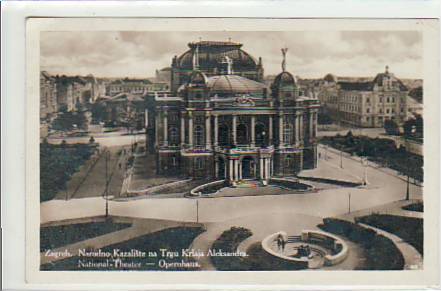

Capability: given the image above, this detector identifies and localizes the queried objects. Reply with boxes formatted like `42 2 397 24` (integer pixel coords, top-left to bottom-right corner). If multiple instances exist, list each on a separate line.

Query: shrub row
210 227 253 270
318 218 405 270
356 214 423 255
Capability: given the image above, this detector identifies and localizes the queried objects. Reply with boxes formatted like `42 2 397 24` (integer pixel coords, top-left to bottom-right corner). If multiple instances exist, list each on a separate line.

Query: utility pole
196 199 199 223
406 173 410 201
105 150 109 218
340 150 343 168
405 153 411 201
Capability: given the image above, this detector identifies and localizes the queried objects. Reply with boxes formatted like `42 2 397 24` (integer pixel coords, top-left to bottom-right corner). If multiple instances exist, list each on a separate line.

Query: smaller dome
207 75 267 96
324 73 337 83
272 71 296 89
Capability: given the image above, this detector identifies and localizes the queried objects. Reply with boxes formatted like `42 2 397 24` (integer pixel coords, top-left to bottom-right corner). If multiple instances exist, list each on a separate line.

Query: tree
384 119 400 135
403 118 416 137
415 115 423 138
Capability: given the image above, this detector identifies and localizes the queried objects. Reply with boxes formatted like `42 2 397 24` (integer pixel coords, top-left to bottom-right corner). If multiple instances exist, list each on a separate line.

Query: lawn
402 202 424 212
320 133 423 182
40 226 205 271
40 219 132 252
40 142 97 202
357 214 423 255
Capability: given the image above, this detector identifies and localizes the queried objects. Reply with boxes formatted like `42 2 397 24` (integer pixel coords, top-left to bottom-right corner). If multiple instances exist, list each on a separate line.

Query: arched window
237 124 248 145
283 123 293 145
255 123 267 146
169 127 179 145
195 158 204 170
218 124 230 146
194 125 205 146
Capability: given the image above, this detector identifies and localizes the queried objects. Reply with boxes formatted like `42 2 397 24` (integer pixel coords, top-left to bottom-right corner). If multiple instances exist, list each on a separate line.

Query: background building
317 67 410 127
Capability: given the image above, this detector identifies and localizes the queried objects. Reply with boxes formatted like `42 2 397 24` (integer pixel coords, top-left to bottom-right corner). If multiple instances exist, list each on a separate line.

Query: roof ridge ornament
281 47 288 72
385 65 389 74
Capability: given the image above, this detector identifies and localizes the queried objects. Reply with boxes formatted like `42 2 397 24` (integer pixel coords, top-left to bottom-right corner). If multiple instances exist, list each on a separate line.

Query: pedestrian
276 234 283 251
281 236 286 252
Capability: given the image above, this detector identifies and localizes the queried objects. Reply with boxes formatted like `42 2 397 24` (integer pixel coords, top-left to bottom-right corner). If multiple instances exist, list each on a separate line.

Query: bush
210 227 253 270
357 214 423 255
318 218 404 270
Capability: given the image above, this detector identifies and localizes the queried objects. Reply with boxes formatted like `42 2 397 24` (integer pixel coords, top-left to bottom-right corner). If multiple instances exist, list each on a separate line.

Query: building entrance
241 156 255 179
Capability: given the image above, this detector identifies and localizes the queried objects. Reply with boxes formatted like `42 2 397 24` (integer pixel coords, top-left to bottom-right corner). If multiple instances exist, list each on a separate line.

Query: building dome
324 73 338 83
207 75 267 96
273 71 296 88
177 41 259 71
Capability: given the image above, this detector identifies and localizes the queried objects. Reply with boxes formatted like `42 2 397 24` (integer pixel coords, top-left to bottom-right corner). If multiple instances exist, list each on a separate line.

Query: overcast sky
41 31 422 79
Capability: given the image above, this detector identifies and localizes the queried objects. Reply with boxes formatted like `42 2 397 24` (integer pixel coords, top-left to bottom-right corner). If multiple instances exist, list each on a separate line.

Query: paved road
48 131 145 147
54 146 129 199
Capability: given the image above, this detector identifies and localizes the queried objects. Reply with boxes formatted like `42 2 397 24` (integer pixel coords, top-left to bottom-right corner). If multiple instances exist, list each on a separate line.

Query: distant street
47 129 145 147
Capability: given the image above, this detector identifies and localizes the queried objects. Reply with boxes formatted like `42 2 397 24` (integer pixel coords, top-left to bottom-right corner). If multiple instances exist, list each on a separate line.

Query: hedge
318 218 404 270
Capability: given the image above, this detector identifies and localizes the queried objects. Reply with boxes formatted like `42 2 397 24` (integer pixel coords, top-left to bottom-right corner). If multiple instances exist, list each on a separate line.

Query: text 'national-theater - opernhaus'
145 40 320 184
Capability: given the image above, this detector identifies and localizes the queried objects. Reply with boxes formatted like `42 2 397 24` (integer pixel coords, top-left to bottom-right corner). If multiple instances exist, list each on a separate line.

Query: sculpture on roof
281 47 288 72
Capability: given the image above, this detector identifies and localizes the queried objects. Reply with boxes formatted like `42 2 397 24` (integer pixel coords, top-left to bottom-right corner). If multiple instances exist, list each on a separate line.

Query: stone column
251 116 256 147
214 159 219 178
294 114 299 145
232 115 237 145
180 113 185 145
269 116 273 145
188 112 193 146
155 113 160 147
163 111 168 146
299 114 303 141
205 112 211 148
235 159 239 181
259 158 264 180
239 160 243 180
271 158 274 176
279 114 284 147
266 158 271 180
229 159 233 182
214 115 219 146
309 111 314 139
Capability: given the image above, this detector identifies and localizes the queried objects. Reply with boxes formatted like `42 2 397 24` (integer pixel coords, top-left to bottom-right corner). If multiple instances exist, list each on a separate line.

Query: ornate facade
148 43 319 184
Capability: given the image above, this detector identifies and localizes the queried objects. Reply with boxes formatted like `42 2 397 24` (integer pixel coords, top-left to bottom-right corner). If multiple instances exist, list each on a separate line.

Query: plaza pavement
41 144 422 224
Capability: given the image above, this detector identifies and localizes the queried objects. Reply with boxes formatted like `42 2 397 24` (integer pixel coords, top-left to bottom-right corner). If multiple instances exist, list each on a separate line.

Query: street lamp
340 150 343 168
104 149 110 218
361 157 368 186
348 192 351 214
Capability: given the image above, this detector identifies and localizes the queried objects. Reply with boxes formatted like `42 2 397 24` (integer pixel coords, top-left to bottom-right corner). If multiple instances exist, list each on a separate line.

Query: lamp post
104 149 109 218
340 150 343 168
348 192 351 214
196 199 199 223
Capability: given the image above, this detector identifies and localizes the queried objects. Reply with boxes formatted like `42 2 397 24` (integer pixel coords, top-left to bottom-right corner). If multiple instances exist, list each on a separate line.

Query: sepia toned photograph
17 16 438 287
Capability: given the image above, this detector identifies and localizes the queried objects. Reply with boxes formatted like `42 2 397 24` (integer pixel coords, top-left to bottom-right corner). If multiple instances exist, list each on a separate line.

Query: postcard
24 17 439 287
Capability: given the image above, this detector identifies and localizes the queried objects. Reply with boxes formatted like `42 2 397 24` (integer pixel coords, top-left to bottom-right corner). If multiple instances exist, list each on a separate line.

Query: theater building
147 41 319 184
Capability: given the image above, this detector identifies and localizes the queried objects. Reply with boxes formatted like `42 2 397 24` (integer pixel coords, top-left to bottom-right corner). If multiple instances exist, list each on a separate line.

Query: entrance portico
215 146 274 185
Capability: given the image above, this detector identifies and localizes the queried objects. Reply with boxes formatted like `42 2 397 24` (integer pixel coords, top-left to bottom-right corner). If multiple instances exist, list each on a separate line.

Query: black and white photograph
3 14 437 288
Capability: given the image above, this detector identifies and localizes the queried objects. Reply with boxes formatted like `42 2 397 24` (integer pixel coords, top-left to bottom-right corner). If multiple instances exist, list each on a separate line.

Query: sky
40 31 422 79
